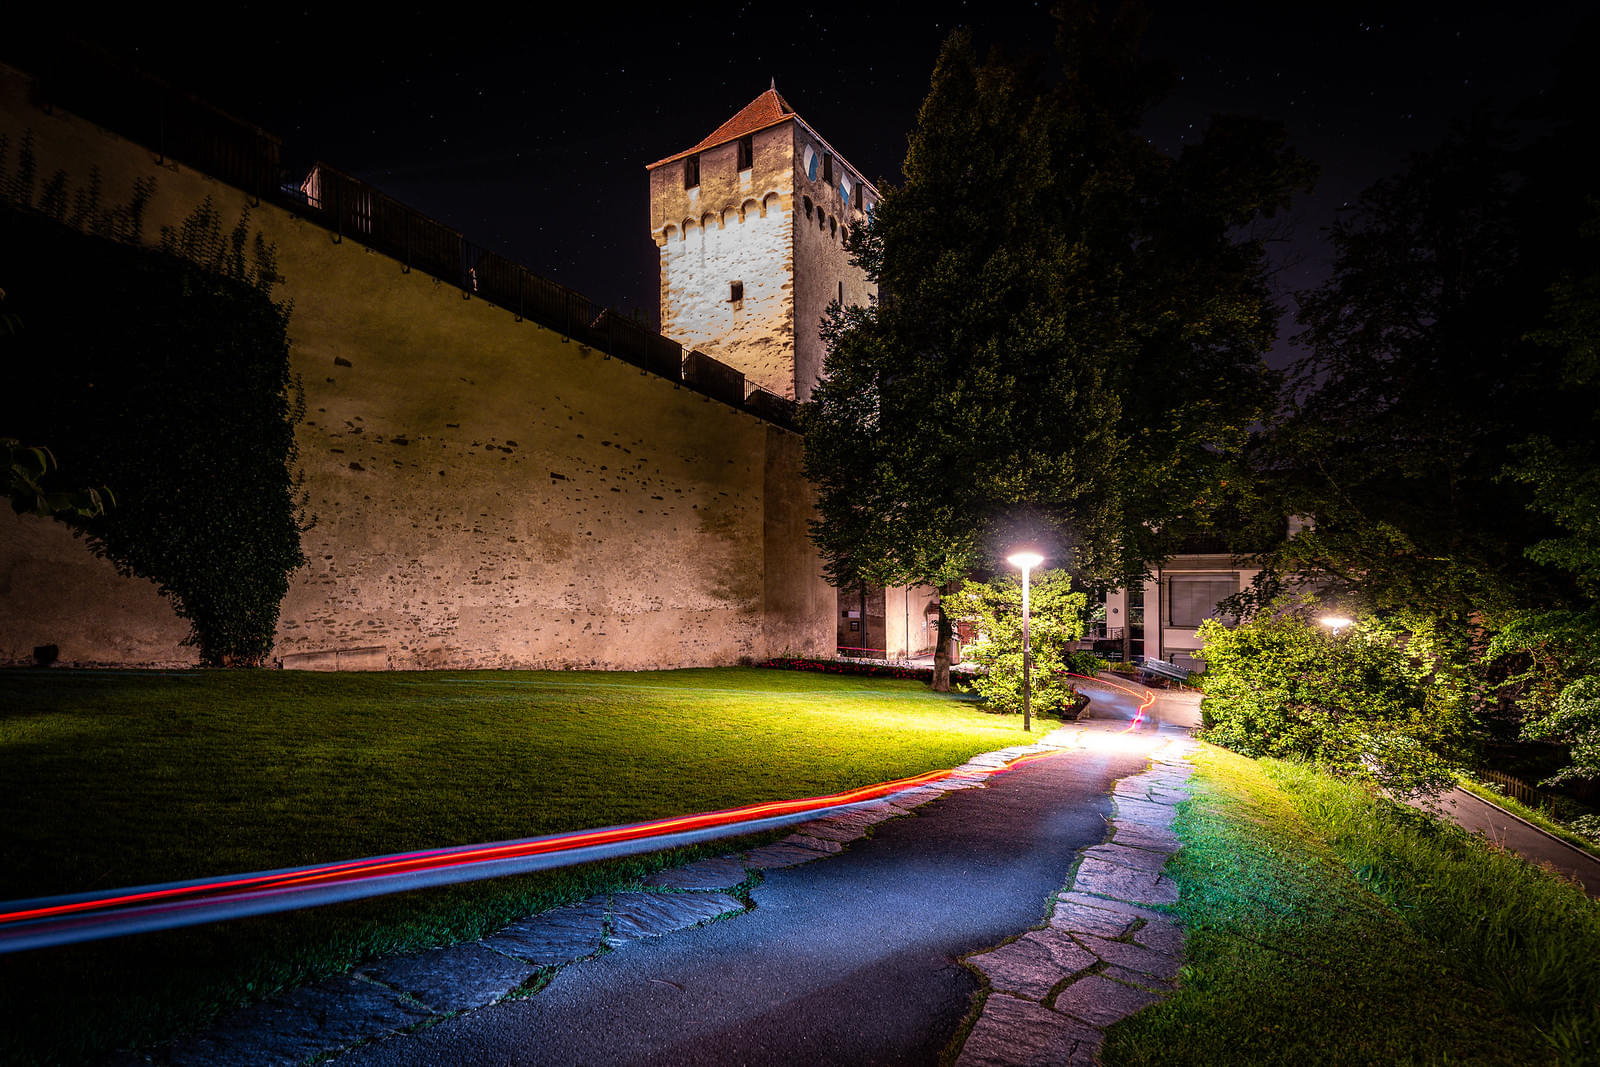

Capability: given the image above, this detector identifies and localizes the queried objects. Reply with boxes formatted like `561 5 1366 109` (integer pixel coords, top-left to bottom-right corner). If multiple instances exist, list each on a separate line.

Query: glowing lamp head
1007 551 1044 571
1318 615 1354 631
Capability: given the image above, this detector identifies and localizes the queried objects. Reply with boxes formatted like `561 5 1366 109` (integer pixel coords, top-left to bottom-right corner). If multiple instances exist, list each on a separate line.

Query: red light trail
0 747 1067 954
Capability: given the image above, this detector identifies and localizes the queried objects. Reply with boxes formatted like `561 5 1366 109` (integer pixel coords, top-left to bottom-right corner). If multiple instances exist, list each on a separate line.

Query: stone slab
1057 891 1172 923
644 855 749 890
605 891 744 945
1047 901 1136 939
742 842 830 868
1110 823 1181 853
1051 973 1163 1028
1076 933 1182 981
166 973 431 1067
793 819 868 843
478 900 608 966
1130 917 1185 957
781 833 843 853
965 928 1099 999
1082 842 1172 873
1072 858 1179 905
358 943 537 1014
1104 964 1178 992
954 993 1102 1067
1112 797 1179 827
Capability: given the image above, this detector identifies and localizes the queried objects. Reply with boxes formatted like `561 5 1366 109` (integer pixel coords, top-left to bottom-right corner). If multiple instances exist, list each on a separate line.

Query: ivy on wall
1 150 307 666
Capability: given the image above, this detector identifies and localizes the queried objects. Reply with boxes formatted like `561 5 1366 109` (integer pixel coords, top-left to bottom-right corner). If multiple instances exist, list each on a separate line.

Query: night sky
15 3 1593 367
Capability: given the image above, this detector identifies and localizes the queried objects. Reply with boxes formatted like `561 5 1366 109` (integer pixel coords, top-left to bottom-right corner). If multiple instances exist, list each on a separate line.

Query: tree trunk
932 584 954 692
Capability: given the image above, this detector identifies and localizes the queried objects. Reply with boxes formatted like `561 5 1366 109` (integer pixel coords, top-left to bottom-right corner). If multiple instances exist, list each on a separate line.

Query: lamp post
1007 550 1044 732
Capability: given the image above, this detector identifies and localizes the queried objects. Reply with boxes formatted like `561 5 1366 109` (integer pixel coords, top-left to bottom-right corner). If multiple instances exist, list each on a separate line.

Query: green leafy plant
942 569 1086 716
1197 603 1470 796
1 201 305 666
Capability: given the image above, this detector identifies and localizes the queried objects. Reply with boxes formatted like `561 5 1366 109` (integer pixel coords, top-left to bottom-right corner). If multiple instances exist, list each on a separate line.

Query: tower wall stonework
0 67 835 669
652 125 795 399
788 123 874 404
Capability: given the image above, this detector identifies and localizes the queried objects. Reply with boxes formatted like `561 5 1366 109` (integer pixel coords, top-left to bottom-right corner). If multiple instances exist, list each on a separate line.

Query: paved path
335 734 1161 1066
136 681 1196 1066
1423 787 1600 897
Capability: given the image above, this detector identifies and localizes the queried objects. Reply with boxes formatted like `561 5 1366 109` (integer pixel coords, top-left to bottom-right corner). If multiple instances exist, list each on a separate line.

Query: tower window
838 282 844 304
730 281 744 303
830 216 837 238
684 154 700 189
822 153 834 184
803 196 813 219
737 135 753 171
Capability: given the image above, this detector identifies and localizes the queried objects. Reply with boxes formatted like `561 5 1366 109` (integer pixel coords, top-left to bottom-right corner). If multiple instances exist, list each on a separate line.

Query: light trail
0 749 1064 954
1065 671 1158 730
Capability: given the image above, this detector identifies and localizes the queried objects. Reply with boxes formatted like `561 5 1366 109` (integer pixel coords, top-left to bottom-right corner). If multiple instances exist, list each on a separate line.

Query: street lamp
1318 615 1354 637
1007 550 1044 732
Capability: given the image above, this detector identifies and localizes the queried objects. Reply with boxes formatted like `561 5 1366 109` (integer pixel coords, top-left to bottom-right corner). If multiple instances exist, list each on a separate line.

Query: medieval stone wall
0 66 834 670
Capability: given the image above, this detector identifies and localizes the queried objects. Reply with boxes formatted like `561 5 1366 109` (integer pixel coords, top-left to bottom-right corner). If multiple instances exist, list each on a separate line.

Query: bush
942 570 1086 717
1197 607 1469 796
1062 650 1108 677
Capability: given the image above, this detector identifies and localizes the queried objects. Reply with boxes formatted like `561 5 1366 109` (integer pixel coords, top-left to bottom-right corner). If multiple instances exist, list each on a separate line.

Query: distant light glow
1318 615 1354 631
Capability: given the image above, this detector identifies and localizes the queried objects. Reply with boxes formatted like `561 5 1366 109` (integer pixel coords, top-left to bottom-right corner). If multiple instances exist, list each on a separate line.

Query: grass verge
0 666 1036 1064
1102 744 1599 1065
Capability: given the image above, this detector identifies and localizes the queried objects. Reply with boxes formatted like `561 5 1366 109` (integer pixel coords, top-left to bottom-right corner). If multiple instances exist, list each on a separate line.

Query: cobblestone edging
953 735 1195 1067
126 742 1064 1065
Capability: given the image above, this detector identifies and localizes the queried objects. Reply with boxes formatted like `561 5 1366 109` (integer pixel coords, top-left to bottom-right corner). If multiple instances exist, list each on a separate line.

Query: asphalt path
340 734 1151 1066
1425 787 1600 897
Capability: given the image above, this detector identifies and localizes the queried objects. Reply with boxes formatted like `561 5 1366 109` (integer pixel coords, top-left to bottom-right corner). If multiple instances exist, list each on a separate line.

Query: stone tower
647 87 878 403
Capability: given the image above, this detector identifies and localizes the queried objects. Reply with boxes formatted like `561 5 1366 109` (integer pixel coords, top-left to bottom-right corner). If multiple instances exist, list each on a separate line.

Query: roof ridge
647 87 798 170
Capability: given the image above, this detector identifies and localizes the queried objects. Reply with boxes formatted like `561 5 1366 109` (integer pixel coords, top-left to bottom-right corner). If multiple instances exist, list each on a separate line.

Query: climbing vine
1 143 306 666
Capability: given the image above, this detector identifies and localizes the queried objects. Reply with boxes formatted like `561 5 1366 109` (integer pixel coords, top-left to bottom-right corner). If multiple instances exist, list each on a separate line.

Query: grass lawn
0 666 1034 1064
1104 744 1600 1066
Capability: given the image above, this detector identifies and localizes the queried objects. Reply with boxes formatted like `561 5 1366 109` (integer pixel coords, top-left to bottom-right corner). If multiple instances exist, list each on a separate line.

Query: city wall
0 66 834 669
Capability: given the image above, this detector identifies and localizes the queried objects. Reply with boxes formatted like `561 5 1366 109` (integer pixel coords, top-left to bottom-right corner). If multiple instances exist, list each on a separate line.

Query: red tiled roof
647 88 797 169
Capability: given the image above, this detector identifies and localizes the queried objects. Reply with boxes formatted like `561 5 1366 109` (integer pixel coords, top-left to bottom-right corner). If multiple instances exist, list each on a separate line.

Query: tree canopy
802 2 1314 687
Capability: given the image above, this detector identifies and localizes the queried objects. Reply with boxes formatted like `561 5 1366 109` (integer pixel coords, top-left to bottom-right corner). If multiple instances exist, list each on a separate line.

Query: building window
1165 575 1238 629
684 154 700 189
829 216 837 238
737 135 753 171
823 152 834 184
730 280 744 304
838 281 843 303
803 195 813 219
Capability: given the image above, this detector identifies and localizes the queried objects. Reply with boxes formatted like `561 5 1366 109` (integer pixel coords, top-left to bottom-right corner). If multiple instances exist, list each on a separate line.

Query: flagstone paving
953 731 1195 1067
128 727 1191 1066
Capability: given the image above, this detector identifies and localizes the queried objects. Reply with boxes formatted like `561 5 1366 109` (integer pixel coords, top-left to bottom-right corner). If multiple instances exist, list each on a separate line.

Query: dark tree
803 2 1314 689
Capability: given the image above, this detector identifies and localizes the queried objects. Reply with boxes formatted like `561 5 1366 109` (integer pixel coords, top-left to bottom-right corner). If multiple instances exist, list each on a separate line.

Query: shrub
942 570 1086 717
1197 607 1469 796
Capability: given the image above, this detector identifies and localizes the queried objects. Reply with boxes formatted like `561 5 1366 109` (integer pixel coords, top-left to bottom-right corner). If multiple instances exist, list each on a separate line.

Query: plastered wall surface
0 69 834 669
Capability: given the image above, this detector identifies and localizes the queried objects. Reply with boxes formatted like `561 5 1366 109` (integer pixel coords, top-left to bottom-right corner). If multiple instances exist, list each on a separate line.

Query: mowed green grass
1104 745 1599 1066
0 666 1028 1063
